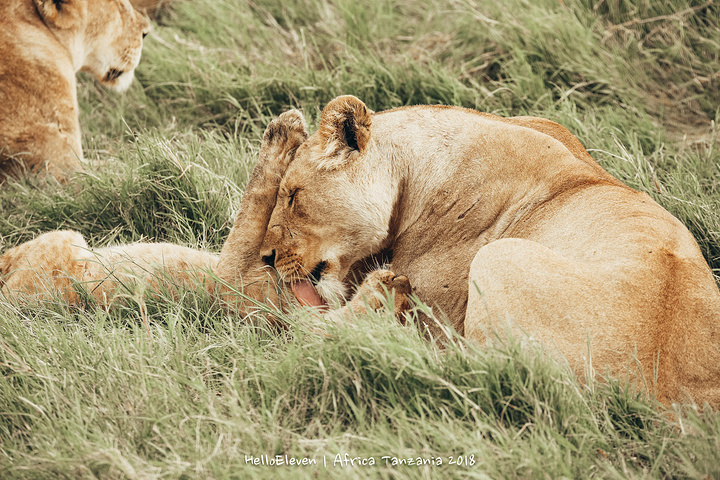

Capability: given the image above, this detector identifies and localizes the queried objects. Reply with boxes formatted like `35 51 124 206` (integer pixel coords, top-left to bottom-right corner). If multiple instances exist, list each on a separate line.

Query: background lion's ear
316 95 373 170
33 0 85 30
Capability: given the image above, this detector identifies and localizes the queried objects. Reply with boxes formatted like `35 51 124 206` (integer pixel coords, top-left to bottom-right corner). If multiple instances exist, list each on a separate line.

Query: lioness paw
258 109 309 180
264 110 308 146
350 269 412 318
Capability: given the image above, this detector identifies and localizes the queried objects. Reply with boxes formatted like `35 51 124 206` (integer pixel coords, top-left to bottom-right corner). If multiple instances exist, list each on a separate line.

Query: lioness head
33 0 151 91
260 96 396 306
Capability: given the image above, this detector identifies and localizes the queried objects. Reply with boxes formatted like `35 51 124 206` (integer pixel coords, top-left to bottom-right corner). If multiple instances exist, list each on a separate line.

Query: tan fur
260 95 720 406
333 270 411 319
129 0 169 17
0 230 218 305
0 110 409 322
213 110 310 313
0 0 150 182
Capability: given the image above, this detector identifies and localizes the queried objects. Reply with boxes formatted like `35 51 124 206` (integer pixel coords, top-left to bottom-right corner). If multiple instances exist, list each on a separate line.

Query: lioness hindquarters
465 186 720 405
465 237 639 378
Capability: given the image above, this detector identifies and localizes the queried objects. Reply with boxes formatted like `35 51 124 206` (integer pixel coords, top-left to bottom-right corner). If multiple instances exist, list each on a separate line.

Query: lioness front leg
214 110 308 312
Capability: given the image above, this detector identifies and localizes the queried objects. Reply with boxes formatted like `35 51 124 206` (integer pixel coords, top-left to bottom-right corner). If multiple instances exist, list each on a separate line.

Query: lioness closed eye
260 95 720 407
0 0 151 182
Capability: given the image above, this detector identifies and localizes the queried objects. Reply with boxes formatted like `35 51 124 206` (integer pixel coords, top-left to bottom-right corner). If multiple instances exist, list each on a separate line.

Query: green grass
1 0 720 477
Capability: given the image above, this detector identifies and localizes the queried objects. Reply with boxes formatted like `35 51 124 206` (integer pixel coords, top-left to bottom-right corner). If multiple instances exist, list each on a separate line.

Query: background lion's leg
0 233 221 307
90 243 220 303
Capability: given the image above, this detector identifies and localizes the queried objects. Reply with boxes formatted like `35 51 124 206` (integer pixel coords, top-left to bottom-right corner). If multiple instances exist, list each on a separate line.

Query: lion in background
0 0 151 182
0 231 219 305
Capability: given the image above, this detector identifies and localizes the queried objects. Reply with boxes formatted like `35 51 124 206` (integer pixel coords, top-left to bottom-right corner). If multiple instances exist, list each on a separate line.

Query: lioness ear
33 0 85 30
316 95 373 170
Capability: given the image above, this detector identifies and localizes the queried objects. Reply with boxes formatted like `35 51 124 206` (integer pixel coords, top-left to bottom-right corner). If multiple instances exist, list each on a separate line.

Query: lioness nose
261 249 276 268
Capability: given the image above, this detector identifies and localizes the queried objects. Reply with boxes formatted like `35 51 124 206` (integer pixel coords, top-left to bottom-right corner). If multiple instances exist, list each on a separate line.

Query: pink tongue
291 279 327 308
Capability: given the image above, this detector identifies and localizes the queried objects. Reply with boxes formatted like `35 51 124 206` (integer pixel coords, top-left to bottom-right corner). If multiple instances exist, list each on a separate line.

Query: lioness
0 110 410 320
0 0 151 182
0 110 304 307
259 95 720 406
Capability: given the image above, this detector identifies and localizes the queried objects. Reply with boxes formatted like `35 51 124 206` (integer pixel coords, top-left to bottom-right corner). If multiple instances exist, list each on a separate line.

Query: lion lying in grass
0 231 219 305
0 110 410 320
256 95 720 407
0 0 151 182
5 98 719 407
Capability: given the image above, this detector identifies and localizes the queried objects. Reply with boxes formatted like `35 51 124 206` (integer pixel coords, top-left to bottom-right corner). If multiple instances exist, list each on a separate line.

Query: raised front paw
351 269 412 318
257 109 309 183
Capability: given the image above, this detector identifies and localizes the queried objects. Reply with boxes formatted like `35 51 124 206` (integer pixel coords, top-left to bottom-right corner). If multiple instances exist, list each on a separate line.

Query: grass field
2 0 720 478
